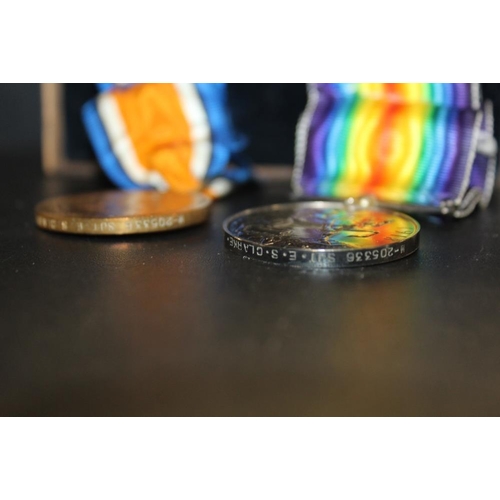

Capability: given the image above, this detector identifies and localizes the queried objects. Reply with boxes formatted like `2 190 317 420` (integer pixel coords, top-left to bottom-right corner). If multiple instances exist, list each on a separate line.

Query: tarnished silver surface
223 201 420 268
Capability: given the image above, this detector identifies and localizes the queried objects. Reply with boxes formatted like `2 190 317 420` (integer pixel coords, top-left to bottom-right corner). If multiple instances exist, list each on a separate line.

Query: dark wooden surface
1 154 500 416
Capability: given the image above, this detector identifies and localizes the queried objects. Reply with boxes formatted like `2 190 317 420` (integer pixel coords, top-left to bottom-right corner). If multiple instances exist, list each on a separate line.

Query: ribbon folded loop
293 83 497 217
82 83 251 199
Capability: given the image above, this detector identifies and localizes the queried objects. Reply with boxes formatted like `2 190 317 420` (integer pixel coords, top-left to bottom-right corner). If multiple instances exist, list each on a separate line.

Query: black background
0 84 41 155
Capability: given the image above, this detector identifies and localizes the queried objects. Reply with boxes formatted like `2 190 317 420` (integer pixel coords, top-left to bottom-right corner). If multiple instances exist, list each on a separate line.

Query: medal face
223 202 420 268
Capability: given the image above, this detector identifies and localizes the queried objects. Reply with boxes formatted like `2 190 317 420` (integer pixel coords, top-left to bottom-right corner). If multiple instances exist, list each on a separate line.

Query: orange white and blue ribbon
82 83 251 199
294 83 497 217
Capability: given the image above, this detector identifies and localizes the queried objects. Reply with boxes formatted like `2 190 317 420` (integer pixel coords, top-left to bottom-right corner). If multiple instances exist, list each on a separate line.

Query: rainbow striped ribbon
293 83 497 217
82 83 251 199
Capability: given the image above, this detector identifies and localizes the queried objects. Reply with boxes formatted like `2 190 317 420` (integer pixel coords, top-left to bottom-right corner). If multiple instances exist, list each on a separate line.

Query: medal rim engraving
223 201 420 268
35 190 212 235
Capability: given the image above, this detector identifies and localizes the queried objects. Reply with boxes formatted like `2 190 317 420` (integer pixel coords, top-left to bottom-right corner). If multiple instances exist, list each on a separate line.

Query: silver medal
223 201 420 268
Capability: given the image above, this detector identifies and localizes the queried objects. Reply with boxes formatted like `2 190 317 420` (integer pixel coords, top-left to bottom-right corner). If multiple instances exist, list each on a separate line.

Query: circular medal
223 202 420 268
35 190 212 235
